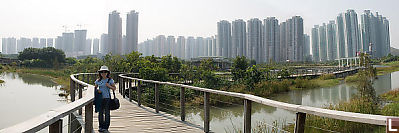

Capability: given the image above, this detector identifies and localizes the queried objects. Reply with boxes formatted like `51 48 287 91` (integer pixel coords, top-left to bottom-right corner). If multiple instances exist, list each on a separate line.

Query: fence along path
2 70 399 133
118 72 399 133
88 88 204 132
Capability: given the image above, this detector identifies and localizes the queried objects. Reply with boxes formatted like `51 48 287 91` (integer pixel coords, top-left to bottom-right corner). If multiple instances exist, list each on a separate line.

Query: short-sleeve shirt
94 78 115 99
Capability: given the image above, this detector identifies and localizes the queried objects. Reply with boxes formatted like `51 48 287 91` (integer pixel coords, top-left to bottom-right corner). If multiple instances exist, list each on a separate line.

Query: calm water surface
0 72 67 131
180 71 399 132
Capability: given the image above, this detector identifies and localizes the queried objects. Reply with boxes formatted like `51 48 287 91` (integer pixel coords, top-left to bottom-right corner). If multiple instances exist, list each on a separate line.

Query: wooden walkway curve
89 86 204 133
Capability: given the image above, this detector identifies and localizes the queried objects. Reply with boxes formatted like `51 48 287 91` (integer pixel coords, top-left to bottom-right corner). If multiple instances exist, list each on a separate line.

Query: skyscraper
318 23 327 62
55 36 63 50
100 34 108 54
361 10 390 58
86 39 92 55
206 37 213 56
32 38 40 49
264 17 280 62
336 14 346 59
108 10 122 55
177 36 185 58
74 30 87 56
62 33 74 57
186 36 195 59
6 38 17 54
166 36 175 56
126 10 139 54
232 19 246 58
312 25 320 62
47 38 54 48
39 38 46 48
93 38 100 55
338 10 361 57
281 16 304 62
247 18 263 63
217 20 231 58
326 21 337 61
303 34 311 61
2 38 7 54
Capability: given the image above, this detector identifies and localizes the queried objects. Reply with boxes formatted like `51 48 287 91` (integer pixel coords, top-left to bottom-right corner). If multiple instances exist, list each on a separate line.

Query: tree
231 56 249 82
18 47 66 68
245 65 263 90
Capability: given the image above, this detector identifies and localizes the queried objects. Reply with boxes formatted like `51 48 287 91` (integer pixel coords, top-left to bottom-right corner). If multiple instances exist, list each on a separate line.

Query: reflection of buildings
373 73 392 95
290 90 303 105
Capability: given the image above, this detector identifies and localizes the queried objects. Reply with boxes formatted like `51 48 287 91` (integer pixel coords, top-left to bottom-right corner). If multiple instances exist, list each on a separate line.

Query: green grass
377 61 399 75
11 67 71 92
291 76 341 90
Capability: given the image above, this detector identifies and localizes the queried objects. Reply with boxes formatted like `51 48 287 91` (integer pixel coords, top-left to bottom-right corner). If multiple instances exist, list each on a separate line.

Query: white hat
98 65 110 72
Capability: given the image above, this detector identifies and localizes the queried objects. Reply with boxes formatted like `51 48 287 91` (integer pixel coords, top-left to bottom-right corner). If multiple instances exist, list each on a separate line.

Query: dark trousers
99 98 110 129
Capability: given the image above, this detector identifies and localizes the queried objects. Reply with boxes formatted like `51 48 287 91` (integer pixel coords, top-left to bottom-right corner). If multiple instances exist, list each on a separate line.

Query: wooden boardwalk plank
85 86 204 133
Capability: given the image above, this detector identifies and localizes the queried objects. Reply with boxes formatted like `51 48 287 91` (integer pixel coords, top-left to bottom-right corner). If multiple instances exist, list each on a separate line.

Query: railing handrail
0 73 95 133
118 73 396 126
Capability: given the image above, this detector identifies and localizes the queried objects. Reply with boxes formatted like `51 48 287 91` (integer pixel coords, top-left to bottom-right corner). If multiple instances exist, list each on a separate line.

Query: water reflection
1 72 58 87
0 72 65 130
181 71 399 133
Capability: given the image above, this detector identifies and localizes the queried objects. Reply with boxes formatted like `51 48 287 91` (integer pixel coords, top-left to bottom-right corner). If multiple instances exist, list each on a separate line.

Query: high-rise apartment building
126 10 139 54
108 10 122 55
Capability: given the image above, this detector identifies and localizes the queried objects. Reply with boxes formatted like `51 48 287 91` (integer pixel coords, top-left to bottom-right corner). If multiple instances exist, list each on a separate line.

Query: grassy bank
376 61 399 75
290 74 341 90
2 66 71 94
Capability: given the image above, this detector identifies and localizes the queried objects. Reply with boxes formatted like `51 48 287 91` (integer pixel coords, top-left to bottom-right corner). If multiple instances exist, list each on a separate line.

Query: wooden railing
0 73 101 133
118 73 399 133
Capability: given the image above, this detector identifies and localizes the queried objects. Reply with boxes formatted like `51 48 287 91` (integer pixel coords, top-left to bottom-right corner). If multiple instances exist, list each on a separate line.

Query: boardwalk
90 87 204 133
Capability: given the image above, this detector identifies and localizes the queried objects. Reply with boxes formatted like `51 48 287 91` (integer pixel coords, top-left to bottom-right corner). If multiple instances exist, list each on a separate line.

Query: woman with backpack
94 66 116 132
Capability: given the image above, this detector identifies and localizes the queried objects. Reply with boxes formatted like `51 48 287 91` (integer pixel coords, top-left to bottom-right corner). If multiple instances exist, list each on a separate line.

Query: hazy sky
0 0 398 48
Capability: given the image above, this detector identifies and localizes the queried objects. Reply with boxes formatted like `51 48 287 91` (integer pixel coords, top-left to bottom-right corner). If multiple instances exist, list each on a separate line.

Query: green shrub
318 74 335 80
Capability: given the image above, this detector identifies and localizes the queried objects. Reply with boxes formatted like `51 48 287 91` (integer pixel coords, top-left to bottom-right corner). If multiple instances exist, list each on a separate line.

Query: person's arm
106 80 117 91
94 79 101 93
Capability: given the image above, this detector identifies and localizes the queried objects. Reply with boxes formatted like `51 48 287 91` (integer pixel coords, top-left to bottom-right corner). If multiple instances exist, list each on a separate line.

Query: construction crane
62 25 69 33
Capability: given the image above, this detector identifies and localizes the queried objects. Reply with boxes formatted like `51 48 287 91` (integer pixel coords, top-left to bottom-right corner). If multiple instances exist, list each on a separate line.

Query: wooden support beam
70 78 75 102
78 84 83 115
49 119 62 133
155 83 159 113
137 81 141 106
85 102 93 133
244 99 252 133
204 92 210 133
129 79 132 102
180 87 185 121
294 112 306 133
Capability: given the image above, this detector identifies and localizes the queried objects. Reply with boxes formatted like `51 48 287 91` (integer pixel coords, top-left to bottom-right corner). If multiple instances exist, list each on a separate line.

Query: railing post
122 78 125 98
119 77 122 94
86 74 90 84
129 79 132 102
49 119 62 133
70 78 75 102
204 92 210 133
155 83 159 113
244 99 252 133
180 87 185 121
294 112 306 133
137 81 141 106
78 84 83 115
69 78 75 133
85 102 93 133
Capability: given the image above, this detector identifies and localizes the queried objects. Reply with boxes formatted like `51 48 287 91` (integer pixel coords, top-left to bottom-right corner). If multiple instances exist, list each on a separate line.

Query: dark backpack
107 78 120 110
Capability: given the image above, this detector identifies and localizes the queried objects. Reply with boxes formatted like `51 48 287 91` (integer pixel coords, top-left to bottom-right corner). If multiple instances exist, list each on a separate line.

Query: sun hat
98 65 110 72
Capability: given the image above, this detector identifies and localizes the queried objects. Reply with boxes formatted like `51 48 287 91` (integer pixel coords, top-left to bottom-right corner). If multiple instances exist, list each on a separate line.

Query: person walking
94 66 116 132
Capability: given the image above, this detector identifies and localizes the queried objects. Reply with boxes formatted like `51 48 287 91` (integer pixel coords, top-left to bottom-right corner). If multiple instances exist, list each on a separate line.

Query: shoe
98 128 106 132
